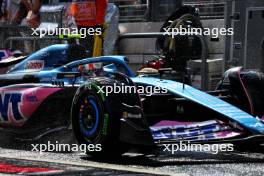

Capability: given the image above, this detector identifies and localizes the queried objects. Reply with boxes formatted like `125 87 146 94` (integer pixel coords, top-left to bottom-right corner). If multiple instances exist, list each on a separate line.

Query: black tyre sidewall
72 79 125 157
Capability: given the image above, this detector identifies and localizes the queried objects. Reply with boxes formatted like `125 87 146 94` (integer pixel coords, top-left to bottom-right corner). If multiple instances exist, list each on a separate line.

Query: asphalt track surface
0 143 263 176
0 129 263 176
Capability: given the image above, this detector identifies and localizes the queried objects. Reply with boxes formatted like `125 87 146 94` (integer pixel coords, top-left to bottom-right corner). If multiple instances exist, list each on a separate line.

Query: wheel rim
79 97 99 137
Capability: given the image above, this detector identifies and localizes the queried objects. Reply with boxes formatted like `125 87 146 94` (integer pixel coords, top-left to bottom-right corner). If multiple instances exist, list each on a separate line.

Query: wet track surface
0 145 263 176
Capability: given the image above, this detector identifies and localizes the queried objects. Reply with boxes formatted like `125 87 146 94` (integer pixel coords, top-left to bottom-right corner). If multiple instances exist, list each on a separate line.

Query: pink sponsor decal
0 86 61 126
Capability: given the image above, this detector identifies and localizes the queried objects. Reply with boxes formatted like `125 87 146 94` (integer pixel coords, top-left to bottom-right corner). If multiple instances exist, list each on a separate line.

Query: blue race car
0 44 263 157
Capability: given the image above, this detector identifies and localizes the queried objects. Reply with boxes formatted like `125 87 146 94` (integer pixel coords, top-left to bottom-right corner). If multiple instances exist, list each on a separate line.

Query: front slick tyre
72 78 127 159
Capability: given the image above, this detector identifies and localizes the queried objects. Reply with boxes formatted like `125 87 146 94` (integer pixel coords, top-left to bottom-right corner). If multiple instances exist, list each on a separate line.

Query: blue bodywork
132 77 264 134
6 44 264 136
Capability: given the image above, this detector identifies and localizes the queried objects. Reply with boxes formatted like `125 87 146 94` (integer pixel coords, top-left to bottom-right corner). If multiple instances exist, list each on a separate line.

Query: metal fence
184 0 225 19
108 0 149 22
0 3 64 54
109 0 225 22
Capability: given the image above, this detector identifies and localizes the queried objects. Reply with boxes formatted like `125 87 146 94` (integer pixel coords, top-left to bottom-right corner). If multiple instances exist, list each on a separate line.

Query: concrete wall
225 0 264 71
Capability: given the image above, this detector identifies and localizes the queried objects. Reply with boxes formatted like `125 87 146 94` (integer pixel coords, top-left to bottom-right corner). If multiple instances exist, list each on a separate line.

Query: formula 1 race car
0 44 263 157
